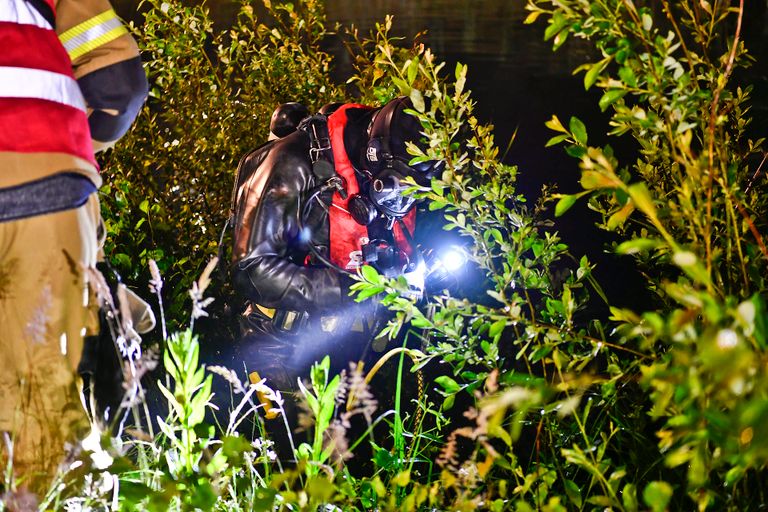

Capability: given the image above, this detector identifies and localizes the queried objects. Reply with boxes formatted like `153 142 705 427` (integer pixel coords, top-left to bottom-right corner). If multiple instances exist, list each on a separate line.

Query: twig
735 201 768 262
661 0 697 77
705 0 744 272
745 151 768 194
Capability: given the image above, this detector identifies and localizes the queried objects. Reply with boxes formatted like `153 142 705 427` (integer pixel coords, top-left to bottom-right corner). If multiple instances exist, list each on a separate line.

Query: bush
100 0 344 330
13 0 766 510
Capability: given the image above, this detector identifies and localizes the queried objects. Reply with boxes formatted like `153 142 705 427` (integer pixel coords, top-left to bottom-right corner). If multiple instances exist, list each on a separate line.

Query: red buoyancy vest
0 0 95 166
326 104 416 270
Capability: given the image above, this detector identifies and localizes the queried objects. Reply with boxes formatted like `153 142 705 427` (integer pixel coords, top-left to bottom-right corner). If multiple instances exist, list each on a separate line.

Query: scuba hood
356 96 444 221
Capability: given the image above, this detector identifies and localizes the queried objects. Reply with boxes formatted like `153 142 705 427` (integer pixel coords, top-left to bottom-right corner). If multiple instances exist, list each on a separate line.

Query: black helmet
269 102 309 139
347 97 444 224
363 96 443 182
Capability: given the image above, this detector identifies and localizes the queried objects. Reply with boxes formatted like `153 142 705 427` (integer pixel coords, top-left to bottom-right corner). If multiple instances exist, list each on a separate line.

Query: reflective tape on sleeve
0 66 87 113
59 9 128 61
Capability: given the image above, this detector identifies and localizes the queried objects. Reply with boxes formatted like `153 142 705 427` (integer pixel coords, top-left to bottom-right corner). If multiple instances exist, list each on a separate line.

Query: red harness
326 105 416 270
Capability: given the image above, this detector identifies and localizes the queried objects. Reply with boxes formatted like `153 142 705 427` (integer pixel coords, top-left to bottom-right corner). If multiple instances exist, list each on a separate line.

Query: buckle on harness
299 115 332 163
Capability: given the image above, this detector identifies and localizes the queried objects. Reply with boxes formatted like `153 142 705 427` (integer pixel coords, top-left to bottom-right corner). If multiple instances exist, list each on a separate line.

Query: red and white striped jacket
0 0 146 191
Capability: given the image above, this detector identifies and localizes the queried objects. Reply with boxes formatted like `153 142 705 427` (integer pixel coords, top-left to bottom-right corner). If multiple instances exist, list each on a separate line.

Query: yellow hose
346 347 425 412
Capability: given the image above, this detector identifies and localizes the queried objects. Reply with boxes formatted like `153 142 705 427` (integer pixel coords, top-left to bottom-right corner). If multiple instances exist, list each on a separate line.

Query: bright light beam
438 247 467 272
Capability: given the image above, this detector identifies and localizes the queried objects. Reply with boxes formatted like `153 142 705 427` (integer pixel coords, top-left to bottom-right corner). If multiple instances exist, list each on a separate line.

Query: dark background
113 0 768 309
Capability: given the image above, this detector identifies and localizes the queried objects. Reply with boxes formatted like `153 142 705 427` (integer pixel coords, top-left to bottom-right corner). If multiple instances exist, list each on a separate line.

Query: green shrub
100 0 344 329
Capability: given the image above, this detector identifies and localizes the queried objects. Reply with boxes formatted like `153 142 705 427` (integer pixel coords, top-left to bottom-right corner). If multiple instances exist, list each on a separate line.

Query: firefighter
0 0 148 493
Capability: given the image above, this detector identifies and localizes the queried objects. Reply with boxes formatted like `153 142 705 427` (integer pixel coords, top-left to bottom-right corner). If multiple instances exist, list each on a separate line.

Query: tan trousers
0 194 101 493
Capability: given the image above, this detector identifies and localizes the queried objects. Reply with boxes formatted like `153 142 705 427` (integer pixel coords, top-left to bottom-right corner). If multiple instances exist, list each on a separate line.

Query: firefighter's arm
56 0 148 152
232 147 354 312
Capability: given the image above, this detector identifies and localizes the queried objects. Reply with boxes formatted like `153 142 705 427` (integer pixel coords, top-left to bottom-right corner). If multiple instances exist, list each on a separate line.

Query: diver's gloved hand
425 269 460 296
423 246 468 296
401 265 425 301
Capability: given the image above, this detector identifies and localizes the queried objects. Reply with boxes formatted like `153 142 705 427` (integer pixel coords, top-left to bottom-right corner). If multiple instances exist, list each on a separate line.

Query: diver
227 97 446 440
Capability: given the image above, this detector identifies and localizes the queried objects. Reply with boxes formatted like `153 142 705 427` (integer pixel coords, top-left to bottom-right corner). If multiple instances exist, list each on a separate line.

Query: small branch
704 0 744 272
745 151 768 194
735 200 768 262
661 0 697 78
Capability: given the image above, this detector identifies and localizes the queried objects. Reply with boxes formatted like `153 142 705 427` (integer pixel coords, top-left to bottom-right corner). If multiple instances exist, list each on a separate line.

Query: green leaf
360 264 381 284
454 62 467 95
407 58 419 84
489 319 507 338
615 237 661 255
643 481 673 512
725 466 746 487
409 88 425 112
156 416 178 444
544 12 568 41
749 293 767 348
672 250 711 286
564 145 586 159
545 134 569 147
606 202 635 229
410 314 430 328
641 12 653 31
306 476 335 501
392 469 411 486
429 199 446 211
119 481 154 505
569 116 588 145
564 479 582 508
622 483 639 512
111 253 132 269
374 448 397 470
297 378 319 415
189 481 217 510
157 381 184 419
586 495 612 507
627 182 657 221
554 191 588 217
391 76 411 95
523 10 543 24
251 488 278 512
584 57 610 90
360 482 378 509
188 376 212 426
355 285 386 301
434 375 461 394
545 114 567 133
618 66 638 87
580 170 621 189
599 89 627 111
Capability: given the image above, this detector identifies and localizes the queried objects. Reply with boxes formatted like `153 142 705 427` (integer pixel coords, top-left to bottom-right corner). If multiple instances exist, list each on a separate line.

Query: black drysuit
229 110 380 394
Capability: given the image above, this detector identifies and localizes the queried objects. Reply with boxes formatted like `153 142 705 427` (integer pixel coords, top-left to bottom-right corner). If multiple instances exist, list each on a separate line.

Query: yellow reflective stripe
255 303 276 319
66 26 127 60
59 9 128 61
59 9 117 43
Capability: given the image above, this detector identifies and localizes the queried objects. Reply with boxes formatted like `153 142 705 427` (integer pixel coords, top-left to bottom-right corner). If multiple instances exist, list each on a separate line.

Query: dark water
323 0 768 308
113 0 768 308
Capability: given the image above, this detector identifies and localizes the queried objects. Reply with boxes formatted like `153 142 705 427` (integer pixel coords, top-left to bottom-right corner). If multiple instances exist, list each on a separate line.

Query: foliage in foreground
100 0 344 327
3 0 766 510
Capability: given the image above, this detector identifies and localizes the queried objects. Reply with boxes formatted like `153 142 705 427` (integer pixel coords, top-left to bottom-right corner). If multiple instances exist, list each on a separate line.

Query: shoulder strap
298 114 338 182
